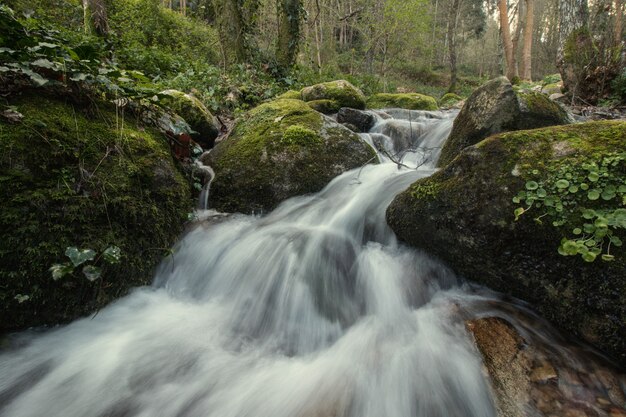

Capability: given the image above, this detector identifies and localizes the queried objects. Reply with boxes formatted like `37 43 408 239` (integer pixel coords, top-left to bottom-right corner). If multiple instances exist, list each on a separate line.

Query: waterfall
0 109 605 417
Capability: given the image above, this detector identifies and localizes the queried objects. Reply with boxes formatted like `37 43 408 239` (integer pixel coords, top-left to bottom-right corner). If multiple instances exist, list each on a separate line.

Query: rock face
301 80 366 110
438 77 571 166
207 99 376 213
160 89 219 148
0 95 192 331
366 93 438 111
467 317 626 417
387 121 626 366
336 107 375 133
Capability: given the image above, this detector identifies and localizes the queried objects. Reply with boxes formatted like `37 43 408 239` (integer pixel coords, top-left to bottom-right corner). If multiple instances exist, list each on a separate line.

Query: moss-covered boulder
387 121 626 367
366 93 438 111
438 77 571 167
0 95 192 331
439 93 463 109
306 99 341 115
207 99 376 213
276 90 303 100
301 80 366 110
160 89 219 148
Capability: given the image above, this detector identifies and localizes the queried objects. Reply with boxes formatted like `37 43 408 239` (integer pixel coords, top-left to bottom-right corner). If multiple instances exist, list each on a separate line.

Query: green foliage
611 68 626 104
514 152 626 262
50 245 121 282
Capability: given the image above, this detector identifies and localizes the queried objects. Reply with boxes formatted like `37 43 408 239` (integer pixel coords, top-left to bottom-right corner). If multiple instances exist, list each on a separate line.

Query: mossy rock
366 93 438 111
207 99 376 213
541 83 563 95
160 89 219 148
276 90 303 100
439 93 463 108
387 121 626 367
0 94 192 332
439 77 571 167
301 80 366 110
306 99 341 114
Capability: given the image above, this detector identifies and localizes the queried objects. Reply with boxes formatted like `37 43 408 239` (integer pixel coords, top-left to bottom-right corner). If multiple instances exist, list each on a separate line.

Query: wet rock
336 108 375 133
207 99 376 214
388 121 626 367
159 89 220 148
438 77 571 166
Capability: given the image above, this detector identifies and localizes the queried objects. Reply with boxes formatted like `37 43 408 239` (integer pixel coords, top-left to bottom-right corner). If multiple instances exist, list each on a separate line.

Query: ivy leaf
70 73 88 81
102 246 121 264
525 181 539 190
65 247 96 267
82 265 102 281
587 190 600 200
49 263 74 280
14 294 30 303
30 58 55 69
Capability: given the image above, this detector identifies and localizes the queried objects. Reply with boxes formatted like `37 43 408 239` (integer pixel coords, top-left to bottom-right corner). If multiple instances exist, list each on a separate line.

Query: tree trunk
448 0 462 92
616 0 623 48
276 0 303 68
83 0 109 37
498 0 516 80
214 0 258 64
557 0 589 99
520 0 534 80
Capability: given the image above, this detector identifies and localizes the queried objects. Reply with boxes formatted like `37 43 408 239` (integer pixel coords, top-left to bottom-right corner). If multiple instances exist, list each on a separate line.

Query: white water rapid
0 109 606 417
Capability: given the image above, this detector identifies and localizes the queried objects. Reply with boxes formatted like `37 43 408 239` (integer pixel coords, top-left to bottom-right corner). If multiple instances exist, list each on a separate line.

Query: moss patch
366 93 438 111
439 93 463 108
306 99 341 114
301 80 366 110
0 94 192 331
276 89 303 100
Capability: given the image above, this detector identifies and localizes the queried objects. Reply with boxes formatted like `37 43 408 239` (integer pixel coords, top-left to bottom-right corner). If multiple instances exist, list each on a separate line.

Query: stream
0 109 623 417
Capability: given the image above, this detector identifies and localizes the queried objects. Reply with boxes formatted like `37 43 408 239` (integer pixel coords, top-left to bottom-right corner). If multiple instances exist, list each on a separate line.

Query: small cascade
0 108 621 417
195 155 216 210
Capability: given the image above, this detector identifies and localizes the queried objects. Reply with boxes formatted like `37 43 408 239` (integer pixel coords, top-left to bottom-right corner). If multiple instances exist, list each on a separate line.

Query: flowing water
0 110 619 417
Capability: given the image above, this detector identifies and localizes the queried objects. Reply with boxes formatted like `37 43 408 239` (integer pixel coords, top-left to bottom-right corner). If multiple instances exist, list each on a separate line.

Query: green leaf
573 228 582 235
536 188 547 198
14 294 30 303
525 181 539 190
587 190 600 200
582 252 597 262
65 247 96 267
49 263 74 280
514 207 525 220
556 179 570 189
70 73 88 81
588 172 600 182
580 183 589 190
582 209 596 219
601 254 615 261
82 265 102 281
31 58 56 69
103 246 121 264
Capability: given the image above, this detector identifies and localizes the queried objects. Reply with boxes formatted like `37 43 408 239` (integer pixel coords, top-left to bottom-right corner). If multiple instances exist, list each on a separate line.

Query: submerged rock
366 93 438 111
388 121 626 366
0 95 192 331
438 77 571 166
336 107 375 133
467 316 626 417
301 80 366 110
207 99 376 213
160 89 219 148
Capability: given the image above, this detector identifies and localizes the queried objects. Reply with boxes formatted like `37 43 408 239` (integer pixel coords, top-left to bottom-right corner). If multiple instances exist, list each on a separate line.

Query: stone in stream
301 80 367 110
366 92 438 111
467 317 626 417
438 76 572 166
336 107 375 133
387 121 626 367
205 99 377 214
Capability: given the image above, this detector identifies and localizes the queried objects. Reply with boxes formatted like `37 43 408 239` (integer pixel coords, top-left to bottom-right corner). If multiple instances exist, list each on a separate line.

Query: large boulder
438 77 571 166
0 95 192 331
336 107 375 133
301 80 366 110
160 89 220 148
387 121 626 366
206 99 376 213
366 93 438 111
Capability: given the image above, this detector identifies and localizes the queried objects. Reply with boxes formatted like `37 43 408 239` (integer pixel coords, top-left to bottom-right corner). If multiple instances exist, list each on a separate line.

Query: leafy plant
50 245 121 282
513 152 626 262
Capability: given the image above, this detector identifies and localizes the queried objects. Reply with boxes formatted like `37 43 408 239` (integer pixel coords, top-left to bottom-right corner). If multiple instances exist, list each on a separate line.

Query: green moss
517 92 566 118
366 93 438 111
410 182 441 200
276 90 303 100
301 80 366 110
306 99 341 114
282 125 323 147
0 94 192 331
439 93 463 108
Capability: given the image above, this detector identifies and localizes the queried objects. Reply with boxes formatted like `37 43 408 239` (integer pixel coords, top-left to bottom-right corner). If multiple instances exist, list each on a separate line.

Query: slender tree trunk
214 0 259 64
498 0 516 80
520 0 534 80
83 0 109 37
276 0 303 68
511 2 523 79
557 0 589 98
615 0 623 47
447 0 461 92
